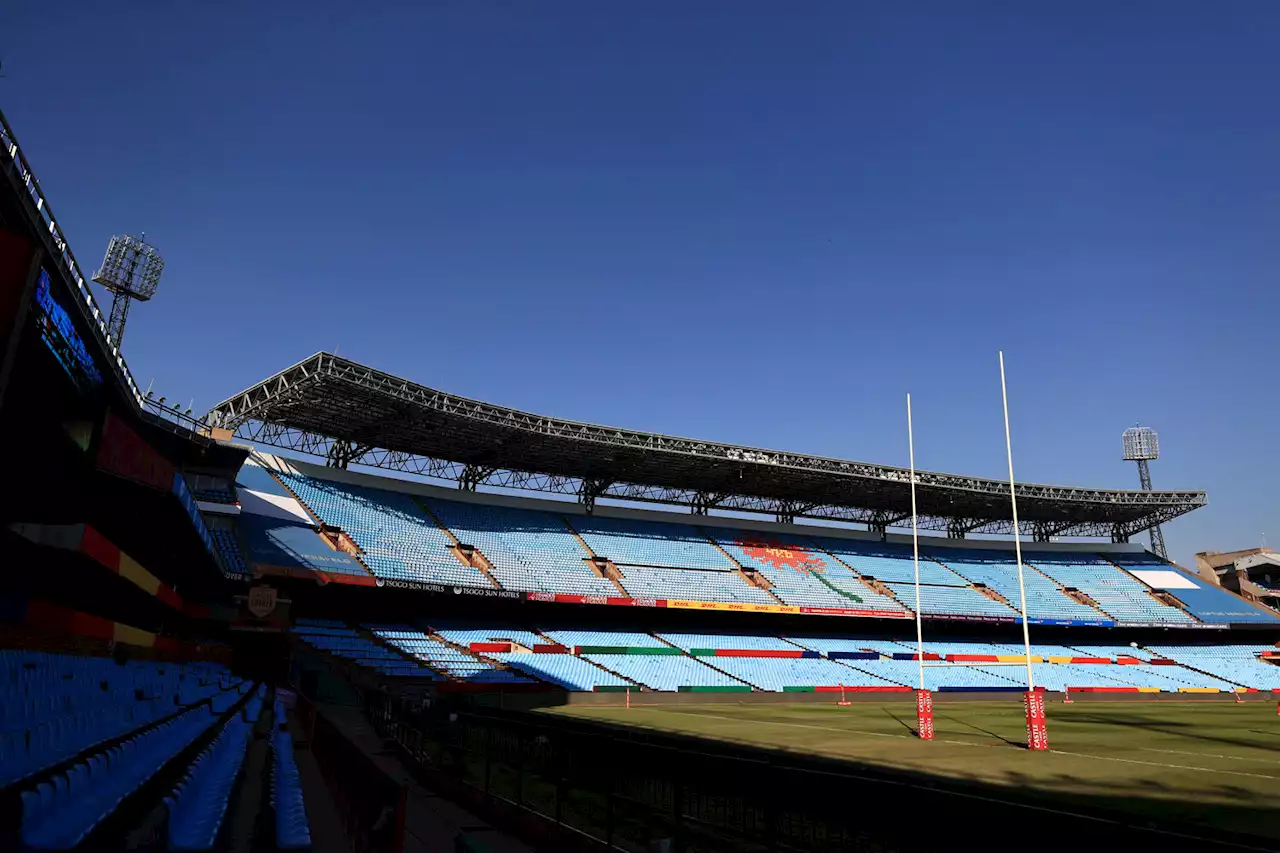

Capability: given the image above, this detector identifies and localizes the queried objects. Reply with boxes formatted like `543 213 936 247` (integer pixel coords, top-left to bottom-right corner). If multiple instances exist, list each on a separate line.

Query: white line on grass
1139 747 1280 766
1050 749 1280 780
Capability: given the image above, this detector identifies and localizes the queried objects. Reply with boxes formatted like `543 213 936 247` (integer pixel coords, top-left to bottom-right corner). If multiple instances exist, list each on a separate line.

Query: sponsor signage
376 578 521 598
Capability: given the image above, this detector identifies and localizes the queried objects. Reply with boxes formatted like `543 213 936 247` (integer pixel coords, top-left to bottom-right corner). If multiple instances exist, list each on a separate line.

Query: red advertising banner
1024 690 1049 751
916 690 935 741
96 410 176 491
525 591 663 607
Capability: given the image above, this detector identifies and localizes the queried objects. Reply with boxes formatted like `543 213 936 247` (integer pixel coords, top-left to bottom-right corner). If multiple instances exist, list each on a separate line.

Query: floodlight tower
92 234 164 347
1122 426 1167 558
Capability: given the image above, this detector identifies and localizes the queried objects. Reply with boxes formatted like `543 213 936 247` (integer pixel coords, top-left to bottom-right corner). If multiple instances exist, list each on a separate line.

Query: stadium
2 91 1279 853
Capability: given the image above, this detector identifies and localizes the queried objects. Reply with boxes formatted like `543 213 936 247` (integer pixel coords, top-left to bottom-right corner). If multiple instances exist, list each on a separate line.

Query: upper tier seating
712 531 908 613
810 540 965 585
424 499 617 596
571 516 732 569
929 551 1108 623
293 624 435 679
883 583 1017 619
1146 645 1280 690
616 565 775 604
277 473 485 588
265 468 1274 625
372 629 534 683
1113 556 1278 624
1028 559 1197 624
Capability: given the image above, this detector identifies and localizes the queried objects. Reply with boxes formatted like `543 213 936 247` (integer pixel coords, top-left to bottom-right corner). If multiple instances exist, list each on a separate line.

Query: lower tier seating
271 724 311 851
18 680 251 850
292 621 1275 693
293 623 435 679
163 687 265 851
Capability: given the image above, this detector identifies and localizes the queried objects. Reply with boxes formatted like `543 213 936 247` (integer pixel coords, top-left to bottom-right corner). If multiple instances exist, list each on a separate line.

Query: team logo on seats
737 535 825 574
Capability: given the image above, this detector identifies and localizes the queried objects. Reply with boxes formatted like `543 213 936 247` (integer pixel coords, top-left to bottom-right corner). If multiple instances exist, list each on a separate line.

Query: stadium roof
207 352 1206 541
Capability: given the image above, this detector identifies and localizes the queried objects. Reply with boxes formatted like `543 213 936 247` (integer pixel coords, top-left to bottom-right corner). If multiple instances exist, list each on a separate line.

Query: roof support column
458 464 494 491
579 479 611 514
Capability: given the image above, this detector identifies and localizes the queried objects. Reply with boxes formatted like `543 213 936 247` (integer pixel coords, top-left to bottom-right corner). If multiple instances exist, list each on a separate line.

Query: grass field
542 698 1280 842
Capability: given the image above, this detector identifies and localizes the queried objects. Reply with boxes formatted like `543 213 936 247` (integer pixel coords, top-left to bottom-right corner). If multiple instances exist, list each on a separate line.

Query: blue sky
5 2 1278 566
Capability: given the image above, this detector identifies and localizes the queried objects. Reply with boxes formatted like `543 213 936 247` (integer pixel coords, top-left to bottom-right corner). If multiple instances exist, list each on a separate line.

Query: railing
0 109 145 407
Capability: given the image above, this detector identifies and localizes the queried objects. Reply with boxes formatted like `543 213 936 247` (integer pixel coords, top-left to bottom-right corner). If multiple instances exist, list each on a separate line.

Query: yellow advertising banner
664 599 799 615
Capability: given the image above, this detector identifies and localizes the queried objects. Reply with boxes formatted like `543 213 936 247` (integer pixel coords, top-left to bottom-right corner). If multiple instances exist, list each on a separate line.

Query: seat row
19 694 238 850
271 469 1273 626
163 687 265 851
271 721 311 851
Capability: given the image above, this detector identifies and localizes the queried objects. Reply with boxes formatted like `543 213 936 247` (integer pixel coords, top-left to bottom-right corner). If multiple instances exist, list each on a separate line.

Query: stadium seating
657 633 800 652
211 527 250 578
815 545 964 586
424 499 618 596
488 652 631 690
13 665 251 851
929 550 1109 623
616 565 776 604
293 622 435 678
582 655 746 690
571 516 733 569
1146 645 1280 690
163 688 263 851
372 628 534 683
262 468 1279 626
0 652 241 790
277 473 486 588
540 630 670 649
712 530 909 612
883 583 1017 619
1112 557 1278 624
708 657 900 691
271 726 311 851
1028 559 1197 625
432 626 545 649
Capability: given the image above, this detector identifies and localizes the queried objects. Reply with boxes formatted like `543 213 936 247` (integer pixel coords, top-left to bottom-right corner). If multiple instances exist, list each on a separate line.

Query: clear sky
5 2 1278 566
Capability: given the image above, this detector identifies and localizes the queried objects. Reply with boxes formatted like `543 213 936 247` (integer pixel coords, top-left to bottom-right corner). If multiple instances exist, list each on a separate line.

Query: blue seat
271 731 311 851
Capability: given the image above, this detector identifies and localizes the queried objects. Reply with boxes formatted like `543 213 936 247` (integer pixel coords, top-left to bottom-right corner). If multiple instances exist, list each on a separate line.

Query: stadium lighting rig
1123 426 1167 559
92 233 165 347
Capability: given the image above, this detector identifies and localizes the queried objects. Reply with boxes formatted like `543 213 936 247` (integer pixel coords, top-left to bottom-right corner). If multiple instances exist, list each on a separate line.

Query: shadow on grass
514 707 1280 853
937 712 1024 748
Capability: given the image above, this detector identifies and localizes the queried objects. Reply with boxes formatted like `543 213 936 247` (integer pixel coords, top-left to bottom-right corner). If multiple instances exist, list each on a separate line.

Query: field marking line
1050 749 1280 780
1139 747 1280 765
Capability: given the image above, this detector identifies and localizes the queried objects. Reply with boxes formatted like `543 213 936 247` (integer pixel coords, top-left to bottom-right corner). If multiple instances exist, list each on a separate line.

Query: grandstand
1 99 1278 853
